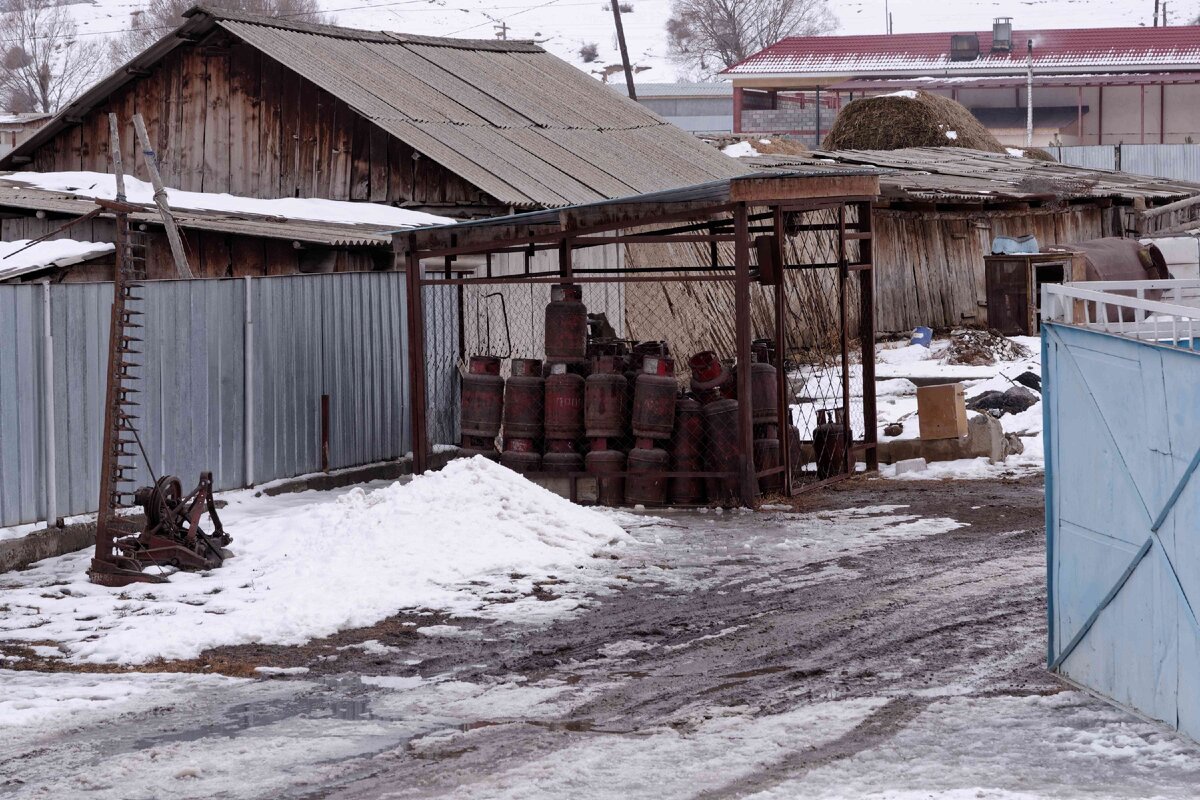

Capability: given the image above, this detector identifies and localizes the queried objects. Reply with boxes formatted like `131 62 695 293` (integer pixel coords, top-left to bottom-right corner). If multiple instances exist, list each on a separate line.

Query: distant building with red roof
722 19 1200 149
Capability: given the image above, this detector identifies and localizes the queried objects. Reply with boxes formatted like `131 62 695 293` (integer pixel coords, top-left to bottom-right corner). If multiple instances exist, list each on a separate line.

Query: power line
0 0 597 46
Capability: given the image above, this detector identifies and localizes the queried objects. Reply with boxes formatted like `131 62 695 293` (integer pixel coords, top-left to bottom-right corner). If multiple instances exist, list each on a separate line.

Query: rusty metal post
837 205 852 476
772 206 793 495
857 201 879 472
403 234 430 475
321 394 331 472
734 204 758 506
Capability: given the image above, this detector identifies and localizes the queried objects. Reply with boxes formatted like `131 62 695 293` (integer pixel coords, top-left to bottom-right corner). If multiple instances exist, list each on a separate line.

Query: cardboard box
917 383 969 441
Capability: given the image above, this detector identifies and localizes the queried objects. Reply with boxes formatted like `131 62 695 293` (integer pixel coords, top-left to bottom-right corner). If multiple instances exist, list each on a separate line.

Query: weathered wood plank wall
27 34 493 213
872 204 1112 332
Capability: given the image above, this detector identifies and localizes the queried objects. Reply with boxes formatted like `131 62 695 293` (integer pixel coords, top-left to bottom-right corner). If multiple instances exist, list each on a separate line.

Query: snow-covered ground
0 457 631 665
10 0 1165 94
874 335 1044 479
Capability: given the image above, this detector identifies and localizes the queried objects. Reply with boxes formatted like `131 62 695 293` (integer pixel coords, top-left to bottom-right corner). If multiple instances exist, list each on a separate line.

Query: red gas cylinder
813 408 848 480
632 356 677 441
461 355 505 439
585 447 625 507
500 437 541 474
752 339 777 367
626 447 669 506
669 395 705 505
543 450 584 473
749 352 778 425
754 437 783 493
544 363 584 441
503 358 544 441
702 397 741 505
688 351 731 401
585 355 628 439
545 284 588 364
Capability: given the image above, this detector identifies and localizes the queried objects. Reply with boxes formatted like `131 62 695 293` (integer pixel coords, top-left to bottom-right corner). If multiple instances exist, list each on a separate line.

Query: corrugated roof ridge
189 5 543 51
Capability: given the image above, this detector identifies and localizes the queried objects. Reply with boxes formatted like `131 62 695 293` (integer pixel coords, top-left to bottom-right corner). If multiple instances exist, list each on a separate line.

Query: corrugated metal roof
726 26 1200 78
743 148 1200 204
0 6 747 209
0 184 393 247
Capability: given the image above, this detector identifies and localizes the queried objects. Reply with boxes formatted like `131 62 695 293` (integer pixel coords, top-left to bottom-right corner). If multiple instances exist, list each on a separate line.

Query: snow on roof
725 26 1200 77
1 172 454 229
0 239 115 281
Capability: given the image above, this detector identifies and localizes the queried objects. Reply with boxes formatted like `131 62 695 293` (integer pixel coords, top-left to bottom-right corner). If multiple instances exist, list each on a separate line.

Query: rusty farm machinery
86 113 232 587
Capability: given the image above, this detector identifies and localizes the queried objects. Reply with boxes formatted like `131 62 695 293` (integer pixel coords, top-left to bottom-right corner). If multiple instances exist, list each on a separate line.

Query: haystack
822 90 1005 153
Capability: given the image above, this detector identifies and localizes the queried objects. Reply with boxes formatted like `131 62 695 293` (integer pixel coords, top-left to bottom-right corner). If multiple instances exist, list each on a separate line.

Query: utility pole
610 1 636 101
1162 2 1168 25
494 20 508 40
1026 40 1034 148
1154 0 1160 25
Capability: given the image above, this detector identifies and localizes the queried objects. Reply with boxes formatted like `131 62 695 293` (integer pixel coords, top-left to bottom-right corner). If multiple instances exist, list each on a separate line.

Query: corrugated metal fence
0 273 457 528
1053 144 1200 182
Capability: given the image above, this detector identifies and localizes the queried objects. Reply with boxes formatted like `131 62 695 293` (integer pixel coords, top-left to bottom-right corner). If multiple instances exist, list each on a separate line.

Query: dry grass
822 90 1006 154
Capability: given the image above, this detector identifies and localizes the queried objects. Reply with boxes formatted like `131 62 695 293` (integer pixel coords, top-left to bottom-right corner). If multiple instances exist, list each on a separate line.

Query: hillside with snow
30 0 1172 88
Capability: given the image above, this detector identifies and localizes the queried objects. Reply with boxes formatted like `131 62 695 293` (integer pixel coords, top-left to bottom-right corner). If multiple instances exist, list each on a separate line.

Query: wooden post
837 205 852 476
772 206 793 495
734 204 758 506
403 234 430 475
857 201 878 472
611 0 637 101
108 114 126 203
131 113 193 279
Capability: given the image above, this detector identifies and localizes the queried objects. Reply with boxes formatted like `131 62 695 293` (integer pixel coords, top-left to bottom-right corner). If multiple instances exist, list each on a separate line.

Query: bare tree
0 0 103 113
109 0 331 66
667 0 836 79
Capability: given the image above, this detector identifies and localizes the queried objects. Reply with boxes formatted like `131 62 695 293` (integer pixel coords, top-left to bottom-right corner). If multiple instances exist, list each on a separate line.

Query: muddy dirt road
6 476 1200 799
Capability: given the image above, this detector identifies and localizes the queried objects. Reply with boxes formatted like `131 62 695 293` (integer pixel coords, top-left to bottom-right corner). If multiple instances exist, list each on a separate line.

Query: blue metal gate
1045 320 1200 740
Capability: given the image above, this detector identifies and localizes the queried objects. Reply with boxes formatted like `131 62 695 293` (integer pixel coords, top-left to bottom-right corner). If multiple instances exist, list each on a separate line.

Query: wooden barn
743 148 1200 333
0 5 746 281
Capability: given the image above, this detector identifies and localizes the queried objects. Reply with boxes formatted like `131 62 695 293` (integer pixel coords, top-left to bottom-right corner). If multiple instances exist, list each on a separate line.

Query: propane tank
669 394 705 505
631 356 677 441
503 358 544 441
585 355 628 439
585 446 625 507
500 437 541 474
542 450 584 473
545 284 588 364
754 436 783 494
751 339 777 367
461 355 504 439
544 363 584 441
702 397 740 505
749 351 778 425
626 446 669 506
813 407 848 479
688 350 731 402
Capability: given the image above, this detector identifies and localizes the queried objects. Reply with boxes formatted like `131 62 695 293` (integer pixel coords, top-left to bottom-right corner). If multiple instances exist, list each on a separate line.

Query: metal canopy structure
397 170 882 507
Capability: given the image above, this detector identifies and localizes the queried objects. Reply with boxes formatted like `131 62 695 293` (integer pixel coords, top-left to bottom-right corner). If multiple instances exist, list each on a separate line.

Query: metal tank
502 358 544 441
544 364 584 441
584 355 628 439
631 356 677 441
545 283 588 364
626 446 669 506
669 394 706 504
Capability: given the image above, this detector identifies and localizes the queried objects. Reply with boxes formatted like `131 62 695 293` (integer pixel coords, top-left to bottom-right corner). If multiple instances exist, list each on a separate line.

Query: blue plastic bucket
910 326 933 347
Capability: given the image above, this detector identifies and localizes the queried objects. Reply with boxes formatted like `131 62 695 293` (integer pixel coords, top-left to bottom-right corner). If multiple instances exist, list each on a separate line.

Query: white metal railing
1042 280 1200 351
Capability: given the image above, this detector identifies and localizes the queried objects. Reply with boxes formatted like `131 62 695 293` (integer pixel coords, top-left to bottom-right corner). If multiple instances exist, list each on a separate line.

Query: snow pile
1006 147 1027 158
3 172 453 229
722 140 762 157
945 130 959 140
942 328 1032 366
880 90 919 99
0 457 629 664
0 239 114 280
